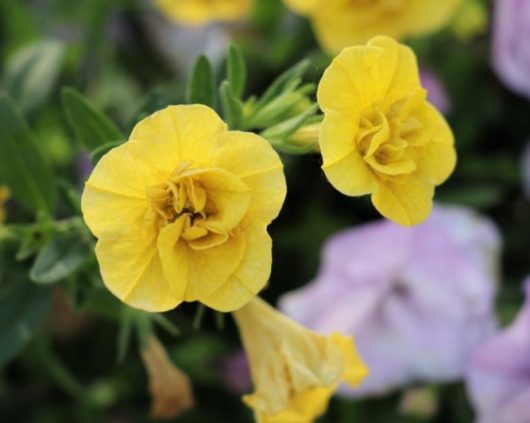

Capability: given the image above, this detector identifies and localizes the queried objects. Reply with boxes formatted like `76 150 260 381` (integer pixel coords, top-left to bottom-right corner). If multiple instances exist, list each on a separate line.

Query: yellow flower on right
284 0 462 53
317 36 456 226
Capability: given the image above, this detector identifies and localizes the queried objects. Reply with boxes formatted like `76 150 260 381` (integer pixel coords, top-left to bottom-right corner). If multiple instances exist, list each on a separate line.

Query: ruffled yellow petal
157 216 189 299
129 105 227 173
95 230 180 312
212 131 286 223
412 103 456 185
202 224 272 312
372 177 434 227
183 233 246 301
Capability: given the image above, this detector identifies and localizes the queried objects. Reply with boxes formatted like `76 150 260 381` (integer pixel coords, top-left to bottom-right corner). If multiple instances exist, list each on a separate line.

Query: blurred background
1 0 530 422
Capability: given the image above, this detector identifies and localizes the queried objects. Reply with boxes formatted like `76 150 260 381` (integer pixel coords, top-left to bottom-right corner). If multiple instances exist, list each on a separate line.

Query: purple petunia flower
492 0 530 99
466 278 530 423
279 205 501 397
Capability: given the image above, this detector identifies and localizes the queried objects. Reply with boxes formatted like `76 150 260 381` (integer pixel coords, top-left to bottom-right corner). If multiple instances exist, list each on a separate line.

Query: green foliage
227 44 247 98
61 87 124 151
30 231 93 285
3 39 64 113
0 255 52 366
0 95 56 214
220 80 244 129
187 55 217 108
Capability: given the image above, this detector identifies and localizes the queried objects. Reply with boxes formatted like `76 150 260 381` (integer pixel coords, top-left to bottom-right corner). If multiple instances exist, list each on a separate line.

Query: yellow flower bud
289 122 321 152
233 297 368 422
141 336 194 419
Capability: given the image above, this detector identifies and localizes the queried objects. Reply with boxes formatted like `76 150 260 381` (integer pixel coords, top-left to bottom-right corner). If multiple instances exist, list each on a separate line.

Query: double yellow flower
82 105 286 312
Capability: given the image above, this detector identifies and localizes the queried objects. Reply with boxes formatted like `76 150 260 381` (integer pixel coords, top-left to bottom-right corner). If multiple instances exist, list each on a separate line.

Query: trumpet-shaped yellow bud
82 105 286 312
141 336 194 419
289 123 321 152
284 0 462 53
233 297 368 422
317 36 456 226
155 0 252 26
0 186 11 223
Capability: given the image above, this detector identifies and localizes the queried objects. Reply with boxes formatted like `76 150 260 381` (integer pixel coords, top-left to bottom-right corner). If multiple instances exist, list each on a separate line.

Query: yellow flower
317 36 456 226
284 0 462 53
155 0 252 26
233 297 368 423
450 0 487 41
82 105 286 312
141 336 194 419
0 186 11 223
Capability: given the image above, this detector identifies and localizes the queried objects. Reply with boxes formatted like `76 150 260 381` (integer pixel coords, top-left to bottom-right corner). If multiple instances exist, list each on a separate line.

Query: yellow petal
129 105 227 173
330 333 369 387
202 224 272 312
412 104 456 185
318 37 420 113
183 233 247 302
372 177 434 226
402 0 463 37
157 216 189 299
95 230 180 312
82 142 158 238
180 167 251 234
212 131 287 223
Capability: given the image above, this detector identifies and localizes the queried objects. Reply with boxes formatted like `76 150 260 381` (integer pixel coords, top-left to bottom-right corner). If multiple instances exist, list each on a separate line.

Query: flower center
357 90 427 178
147 162 211 227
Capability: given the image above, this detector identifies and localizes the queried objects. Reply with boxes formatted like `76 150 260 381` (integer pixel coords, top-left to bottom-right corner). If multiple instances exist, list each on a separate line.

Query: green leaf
187 55 216 108
0 94 56 214
254 59 310 111
3 39 64 113
226 45 246 98
62 87 124 151
219 81 243 130
260 105 320 153
0 257 52 366
30 231 92 285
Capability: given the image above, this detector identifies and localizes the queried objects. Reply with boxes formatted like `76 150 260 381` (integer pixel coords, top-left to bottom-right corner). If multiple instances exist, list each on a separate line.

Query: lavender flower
492 0 530 99
280 205 500 397
466 278 530 423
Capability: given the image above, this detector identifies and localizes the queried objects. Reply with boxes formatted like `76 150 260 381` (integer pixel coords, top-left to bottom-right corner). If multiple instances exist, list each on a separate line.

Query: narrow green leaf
62 87 124 151
30 231 92 285
227 44 246 98
254 59 310 111
0 94 56 214
260 104 320 153
0 258 52 366
4 39 64 112
187 55 216 108
219 80 243 130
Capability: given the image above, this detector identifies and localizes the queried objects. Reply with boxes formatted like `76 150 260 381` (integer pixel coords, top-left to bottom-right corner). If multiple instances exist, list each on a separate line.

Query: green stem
34 336 86 402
